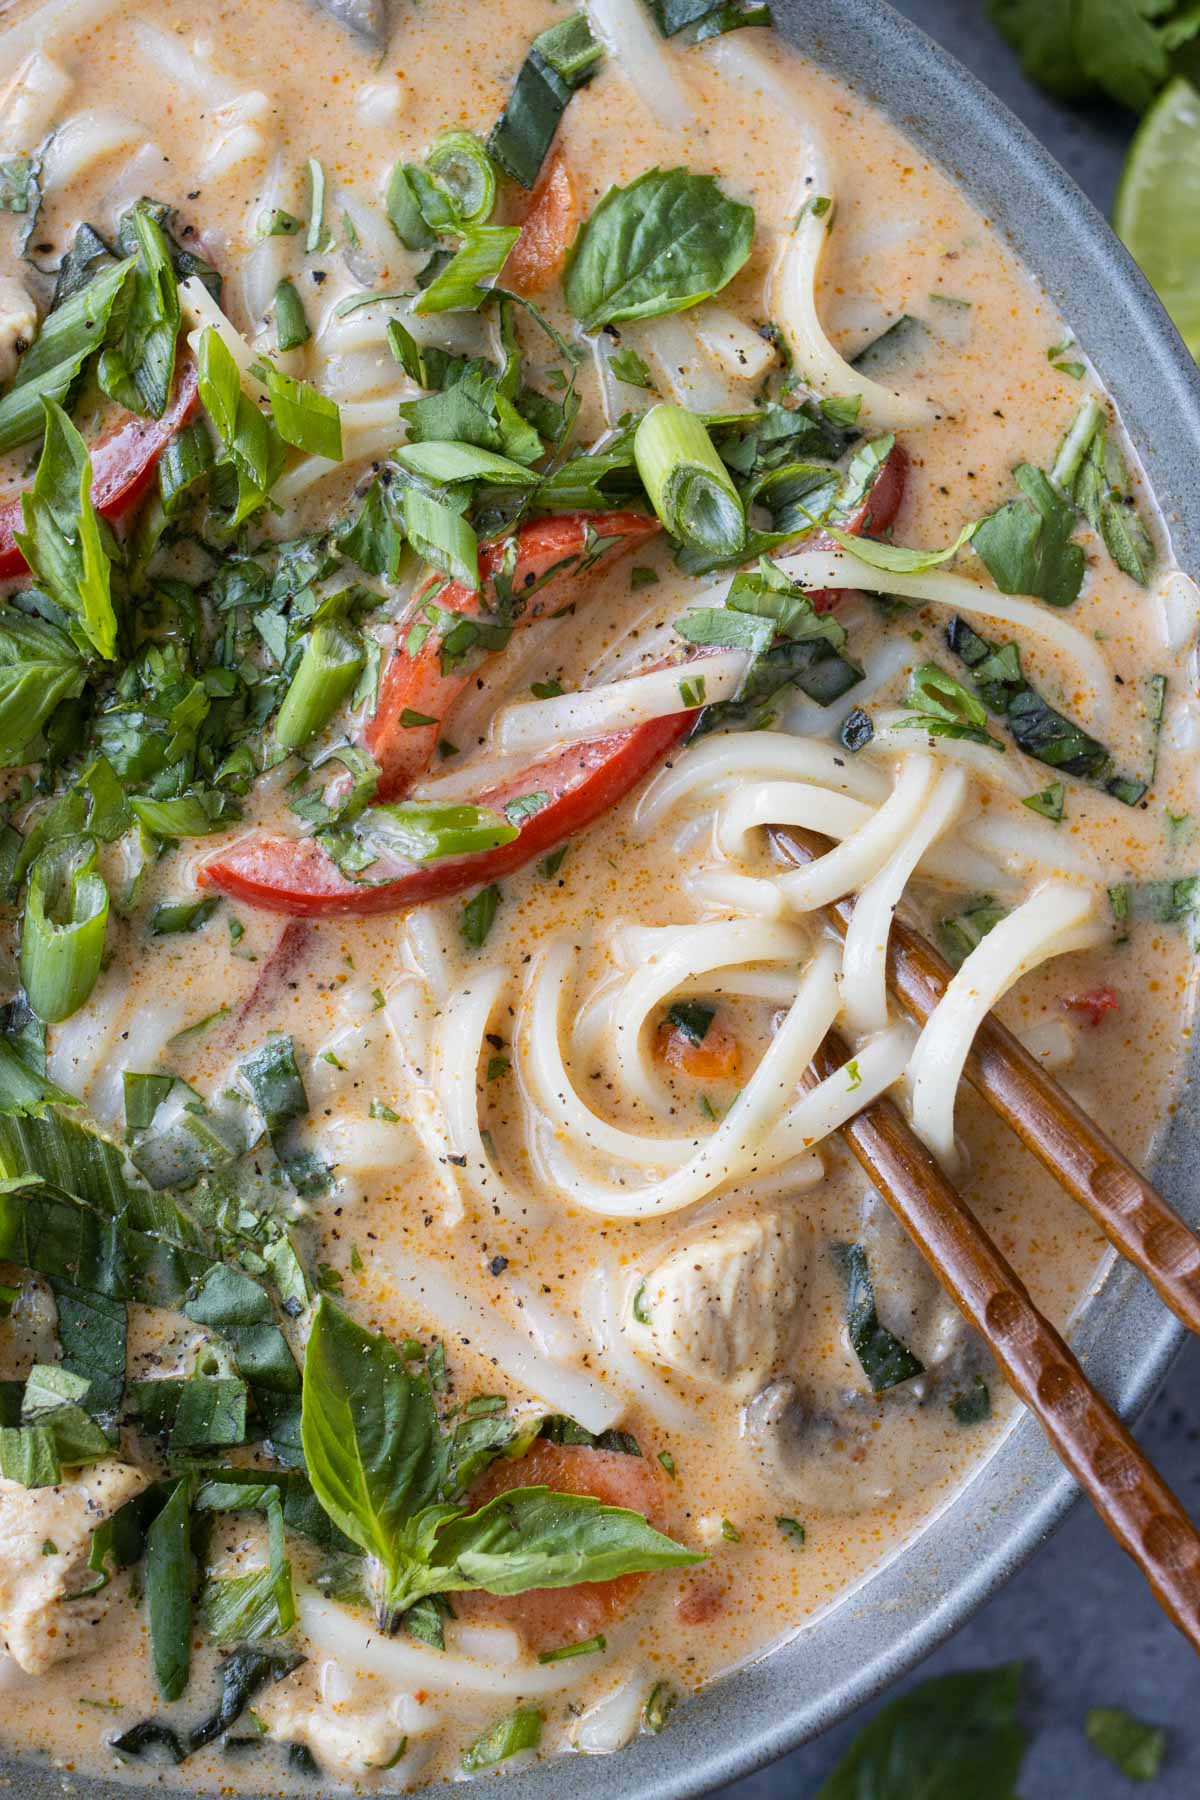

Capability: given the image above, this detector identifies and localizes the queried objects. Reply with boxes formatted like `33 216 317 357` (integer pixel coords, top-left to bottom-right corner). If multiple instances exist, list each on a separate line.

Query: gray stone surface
716 5 1200 1795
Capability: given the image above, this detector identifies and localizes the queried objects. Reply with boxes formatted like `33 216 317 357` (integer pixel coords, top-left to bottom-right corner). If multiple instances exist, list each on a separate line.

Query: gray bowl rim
10 1 1200 1797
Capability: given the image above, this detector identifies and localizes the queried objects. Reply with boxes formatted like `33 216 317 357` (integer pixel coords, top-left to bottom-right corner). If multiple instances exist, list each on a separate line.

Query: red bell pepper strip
364 510 660 801
809 441 909 614
0 358 200 580
199 711 692 919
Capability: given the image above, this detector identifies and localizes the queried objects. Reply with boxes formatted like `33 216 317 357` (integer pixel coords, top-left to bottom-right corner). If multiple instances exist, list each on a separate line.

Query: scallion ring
424 131 498 227
634 403 746 559
20 837 109 1024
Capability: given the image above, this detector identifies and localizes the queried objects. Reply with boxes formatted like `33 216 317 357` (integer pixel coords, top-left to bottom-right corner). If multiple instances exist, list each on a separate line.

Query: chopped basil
537 1633 607 1663
273 278 311 351
1053 397 1155 586
776 1516 806 1545
951 1377 992 1426
840 706 874 752
842 1243 925 1392
1022 782 1065 822
972 463 1085 607
644 1682 677 1734
462 881 502 949
938 896 1008 969
665 1000 715 1044
488 14 603 189
899 662 1002 748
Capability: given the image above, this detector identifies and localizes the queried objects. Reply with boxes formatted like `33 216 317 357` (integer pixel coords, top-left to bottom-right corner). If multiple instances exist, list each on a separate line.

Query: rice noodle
380 1250 625 1433
490 653 749 758
431 966 547 1225
777 754 937 913
520 940 843 1216
40 110 145 192
180 277 271 403
608 919 811 1108
0 53 72 152
628 313 745 414
634 730 889 834
129 19 241 106
583 0 694 130
775 210 938 430
298 1595 589 1696
778 548 1116 728
908 882 1104 1163
1 0 124 62
840 766 967 1034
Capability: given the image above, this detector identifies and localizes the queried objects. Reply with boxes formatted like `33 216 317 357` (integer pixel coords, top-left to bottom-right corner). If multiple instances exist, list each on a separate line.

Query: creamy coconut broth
0 0 1195 1789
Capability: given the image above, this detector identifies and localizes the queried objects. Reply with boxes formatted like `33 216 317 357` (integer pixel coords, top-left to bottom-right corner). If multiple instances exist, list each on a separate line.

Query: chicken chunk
0 276 37 389
256 1667 418 1778
0 1459 149 1673
627 1210 809 1392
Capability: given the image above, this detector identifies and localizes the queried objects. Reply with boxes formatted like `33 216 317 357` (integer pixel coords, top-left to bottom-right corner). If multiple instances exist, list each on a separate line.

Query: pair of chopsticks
771 825 1200 1654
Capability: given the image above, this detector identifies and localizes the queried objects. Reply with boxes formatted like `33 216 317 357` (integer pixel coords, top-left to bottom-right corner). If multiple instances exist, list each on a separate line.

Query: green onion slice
275 623 366 753
634 403 746 558
20 838 109 1025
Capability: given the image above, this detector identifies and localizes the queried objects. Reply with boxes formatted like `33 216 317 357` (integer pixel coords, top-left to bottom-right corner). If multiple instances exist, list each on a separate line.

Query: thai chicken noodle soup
0 0 1193 1787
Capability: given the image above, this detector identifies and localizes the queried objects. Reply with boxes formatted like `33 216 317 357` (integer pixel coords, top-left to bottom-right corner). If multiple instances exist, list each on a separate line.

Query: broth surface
0 0 1195 1791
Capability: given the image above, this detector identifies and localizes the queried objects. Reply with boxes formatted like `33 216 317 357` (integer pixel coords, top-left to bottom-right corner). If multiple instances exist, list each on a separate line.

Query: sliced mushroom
312 0 391 50
743 1378 899 1514
625 1209 810 1394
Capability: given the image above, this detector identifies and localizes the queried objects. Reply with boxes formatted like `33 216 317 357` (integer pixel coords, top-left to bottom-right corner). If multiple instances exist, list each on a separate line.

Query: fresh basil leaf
237 1036 308 1141
399 367 543 466
300 1297 443 1618
185 1646 304 1754
1085 1706 1166 1782
972 464 1084 606
461 880 502 948
425 1484 701 1594
15 399 119 660
146 1477 194 1701
843 1243 924 1392
565 167 755 331
986 0 1171 112
816 1664 1027 1798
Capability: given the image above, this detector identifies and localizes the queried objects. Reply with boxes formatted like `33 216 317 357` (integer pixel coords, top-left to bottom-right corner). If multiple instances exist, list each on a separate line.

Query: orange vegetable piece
454 1442 669 1651
504 152 579 296
656 1012 741 1082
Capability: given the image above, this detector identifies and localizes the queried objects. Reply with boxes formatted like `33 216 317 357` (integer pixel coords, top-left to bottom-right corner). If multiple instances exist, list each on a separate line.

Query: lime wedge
1114 77 1200 360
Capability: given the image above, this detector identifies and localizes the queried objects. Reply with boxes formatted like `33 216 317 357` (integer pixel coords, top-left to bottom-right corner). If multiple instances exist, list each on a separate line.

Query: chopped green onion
158 418 214 516
411 225 520 315
273 278 311 352
424 131 498 226
20 839 109 1025
776 1516 806 1545
305 157 328 254
537 1635 606 1664
634 403 746 558
385 164 437 251
461 1707 543 1772
643 1682 676 1734
260 364 342 459
402 488 479 587
275 623 366 753
258 207 302 237
393 441 538 486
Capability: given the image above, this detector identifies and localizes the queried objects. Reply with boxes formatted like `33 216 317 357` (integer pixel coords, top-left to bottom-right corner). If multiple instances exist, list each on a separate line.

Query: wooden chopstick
809 1019 1200 1656
771 824 1200 1338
